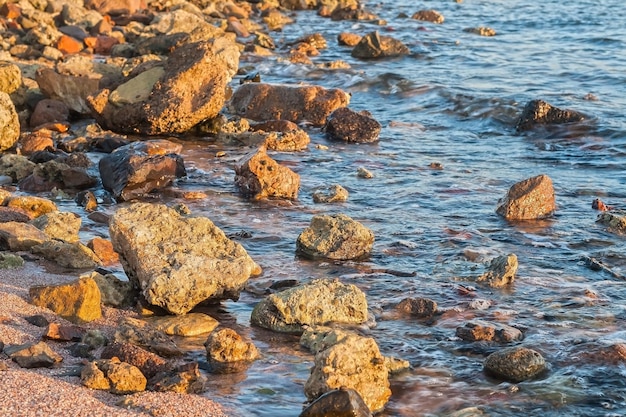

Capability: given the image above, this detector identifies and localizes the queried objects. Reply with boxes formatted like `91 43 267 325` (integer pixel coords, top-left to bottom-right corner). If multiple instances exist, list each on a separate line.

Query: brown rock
0 206 32 223
29 277 102 324
18 130 55 155
29 99 70 129
36 68 101 114
296 214 374 260
0 92 20 152
83 358 147 394
31 211 81 243
484 346 546 382
101 342 168 379
150 362 205 394
84 0 145 15
411 10 444 24
0 222 49 251
597 212 626 234
351 31 410 59
496 174 556 220
84 35 120 54
324 107 381 143
204 328 260 373
0 154 36 182
56 34 84 54
516 99 584 132
87 271 135 307
338 32 362 46
456 320 523 343
396 297 437 318
477 254 518 287
250 120 299 133
44 322 85 342
234 146 300 200
0 61 23 95
300 388 372 417
312 184 349 203
7 341 63 368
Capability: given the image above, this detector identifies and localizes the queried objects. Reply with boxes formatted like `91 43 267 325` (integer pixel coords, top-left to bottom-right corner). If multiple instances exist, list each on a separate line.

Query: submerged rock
597 212 626 234
516 99 584 132
296 214 374 260
496 174 556 220
411 10 444 24
395 297 437 318
300 388 373 417
234 146 300 200
312 184 349 203
483 346 546 382
477 254 518 288
351 31 409 59
204 328 260 373
324 107 381 143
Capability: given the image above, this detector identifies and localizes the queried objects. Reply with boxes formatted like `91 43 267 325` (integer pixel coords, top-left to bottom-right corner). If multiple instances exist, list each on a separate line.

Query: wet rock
396 297 437 318
0 222 49 251
0 154 36 182
101 342 168 380
0 252 24 269
109 203 261 315
20 158 98 192
150 362 205 394
29 276 102 324
98 141 186 202
234 146 300 200
296 214 374 260
596 212 626 234
264 129 311 151
338 32 362 47
456 320 523 343
411 10 444 24
351 31 409 59
324 107 381 143
36 68 102 114
312 184 349 203
81 357 147 394
251 278 368 334
330 5 378 22
477 254 518 288
146 313 219 337
87 237 120 266
114 317 183 357
0 92 20 152
31 240 101 269
0 61 22 95
76 190 98 212
88 38 239 135
31 211 81 243
229 83 350 126
496 174 556 220
29 99 70 128
483 346 546 382
304 333 391 413
463 27 496 37
300 387 373 417
44 322 85 342
86 271 135 307
204 328 260 373
516 99 584 132
6 341 63 368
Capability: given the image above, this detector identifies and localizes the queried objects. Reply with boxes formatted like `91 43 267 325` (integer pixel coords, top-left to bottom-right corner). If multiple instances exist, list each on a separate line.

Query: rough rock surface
29 276 102 323
312 184 349 203
5 195 57 218
477 254 518 287
516 99 584 131
6 341 63 369
31 211 81 243
81 358 147 394
483 346 547 382
351 31 409 59
300 388 373 417
0 61 22 95
496 174 556 220
0 154 36 182
229 83 350 126
234 146 300 200
100 342 168 380
147 313 219 337
0 222 49 251
114 317 183 357
411 10 444 24
36 68 102 114
87 271 135 307
150 362 205 394
395 297 437 318
251 278 368 334
204 328 260 373
456 320 523 343
19 158 98 192
0 91 20 152
324 107 381 143
109 203 261 315
31 241 101 269
296 213 374 260
597 212 626 234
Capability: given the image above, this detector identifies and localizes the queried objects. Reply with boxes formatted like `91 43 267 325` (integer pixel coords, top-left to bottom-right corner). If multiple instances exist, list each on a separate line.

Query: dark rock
456 320 523 343
24 315 49 327
396 297 437 318
296 214 374 260
149 362 205 394
300 388 372 417
19 159 98 192
101 342 168 379
113 317 183 357
597 212 626 234
69 343 93 358
411 10 444 24
351 31 409 59
204 328 260 374
7 341 63 368
496 174 556 220
0 207 31 223
484 346 547 382
324 107 381 143
29 99 70 128
516 99 584 132
44 322 86 342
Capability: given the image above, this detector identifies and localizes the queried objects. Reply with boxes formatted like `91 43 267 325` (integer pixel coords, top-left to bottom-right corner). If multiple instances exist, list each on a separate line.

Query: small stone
396 297 437 318
357 167 374 178
477 254 518 288
29 277 102 324
484 346 546 382
312 185 349 203
496 174 555 220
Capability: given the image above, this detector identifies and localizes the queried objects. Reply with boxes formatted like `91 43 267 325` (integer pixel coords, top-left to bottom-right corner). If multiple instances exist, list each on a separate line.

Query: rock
0 92 20 152
0 61 22 95
87 237 120 266
7 341 63 368
351 31 409 59
312 184 349 203
29 276 102 324
234 146 300 200
5 196 57 218
76 190 99 212
251 278 368 334
496 174 556 220
483 346 547 382
146 313 219 337
114 317 183 357
29 99 70 128
204 328 260 373
81 358 147 394
44 322 85 342
411 10 444 24
396 297 437 318
0 222 49 251
456 320 523 343
296 214 374 260
31 241 101 269
338 32 362 47
463 27 496 37
477 254 518 288
98 141 186 202
18 130 55 155
229 83 350 126
304 334 391 413
19 158 98 192
300 388 373 417
86 271 135 307
36 68 102 114
597 212 626 234
109 203 261 315
85 0 144 15
263 129 311 151
323 107 381 143
150 362 205 394
24 315 49 328
516 99 584 132
31 211 81 243
330 5 378 21
0 252 24 268
100 342 168 379
0 154 36 182
88 38 239 135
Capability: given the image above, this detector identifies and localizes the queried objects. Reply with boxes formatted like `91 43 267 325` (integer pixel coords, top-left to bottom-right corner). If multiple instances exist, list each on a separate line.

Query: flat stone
146 313 219 337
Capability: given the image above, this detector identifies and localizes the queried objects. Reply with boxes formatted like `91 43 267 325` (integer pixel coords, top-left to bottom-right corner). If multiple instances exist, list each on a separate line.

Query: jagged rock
324 107 381 143
36 68 102 114
5 196 57 218
496 174 556 220
85 271 135 307
411 10 444 24
44 322 85 342
351 31 409 59
31 211 81 243
484 346 547 382
101 342 169 379
146 313 219 337
204 328 260 373
0 252 24 268
234 146 300 200
296 214 374 260
114 317 183 357
81 358 147 394
229 83 350 126
109 203 261 315
300 388 372 417
456 320 523 343
6 341 63 368
31 240 101 269
88 38 239 135
477 254 518 288
29 276 102 323
251 279 368 334
312 184 349 203
87 237 120 266
0 154 36 182
19 158 98 192
18 130 55 156
0 91 20 152
0 61 22 95
264 129 311 151
80 361 111 390
150 362 205 394
597 212 626 234
304 333 391 413
395 297 437 318
516 99 584 132
0 222 49 251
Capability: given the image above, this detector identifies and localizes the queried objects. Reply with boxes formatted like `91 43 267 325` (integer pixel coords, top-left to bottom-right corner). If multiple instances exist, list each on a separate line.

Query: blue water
103 1 626 415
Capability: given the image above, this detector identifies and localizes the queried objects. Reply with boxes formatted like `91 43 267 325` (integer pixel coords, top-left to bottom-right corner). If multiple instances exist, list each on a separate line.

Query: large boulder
0 91 20 152
29 276 102 323
296 214 374 260
250 278 368 334
229 83 350 126
483 346 547 382
351 31 409 59
109 203 261 315
516 99 584 132
324 107 381 143
234 146 300 200
87 38 240 135
496 174 556 220
31 211 81 243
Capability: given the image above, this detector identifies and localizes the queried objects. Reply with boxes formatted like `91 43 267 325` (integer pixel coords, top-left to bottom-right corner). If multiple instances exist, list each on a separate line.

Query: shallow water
68 0 626 415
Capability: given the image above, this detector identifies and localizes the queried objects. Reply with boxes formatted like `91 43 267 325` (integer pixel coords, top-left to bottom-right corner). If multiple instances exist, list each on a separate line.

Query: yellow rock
29 277 102 323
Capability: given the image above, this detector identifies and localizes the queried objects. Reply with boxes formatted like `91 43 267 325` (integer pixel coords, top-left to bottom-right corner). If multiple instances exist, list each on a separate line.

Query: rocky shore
0 0 621 416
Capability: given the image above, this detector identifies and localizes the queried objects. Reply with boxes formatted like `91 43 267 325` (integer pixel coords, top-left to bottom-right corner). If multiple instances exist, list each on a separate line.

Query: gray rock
324 107 382 143
351 31 409 59
109 203 261 315
411 10 444 24
516 99 584 132
0 252 24 269
36 68 102 114
477 254 518 288
484 346 547 382
456 320 523 343
7 341 63 368
597 212 626 234
20 159 98 193
296 214 374 260
85 271 135 308
251 278 368 334
496 174 556 220
0 92 20 152
150 362 205 394
0 154 36 182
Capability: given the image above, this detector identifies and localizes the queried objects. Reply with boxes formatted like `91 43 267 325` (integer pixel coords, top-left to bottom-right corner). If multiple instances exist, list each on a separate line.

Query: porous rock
5 195 57 218
100 342 168 379
109 203 261 315
351 31 409 59
84 271 135 307
477 254 518 288
0 61 22 95
234 146 300 200
31 211 81 243
395 297 437 318
312 184 349 203
114 317 182 357
204 328 260 373
597 212 626 234
147 313 219 337
81 358 147 394
29 276 102 323
483 346 546 382
31 240 101 269
516 99 584 132
411 10 444 24
496 174 556 220
324 107 381 143
0 91 20 152
0 154 36 182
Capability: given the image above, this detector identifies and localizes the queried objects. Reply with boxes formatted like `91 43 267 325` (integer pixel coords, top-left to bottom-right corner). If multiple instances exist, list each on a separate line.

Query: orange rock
56 35 84 54
18 130 54 155
35 122 70 133
592 198 610 211
85 35 120 55
87 237 120 266
0 3 21 19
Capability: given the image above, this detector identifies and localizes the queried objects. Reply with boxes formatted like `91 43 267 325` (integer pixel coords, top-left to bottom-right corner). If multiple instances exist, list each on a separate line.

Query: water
76 0 626 415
